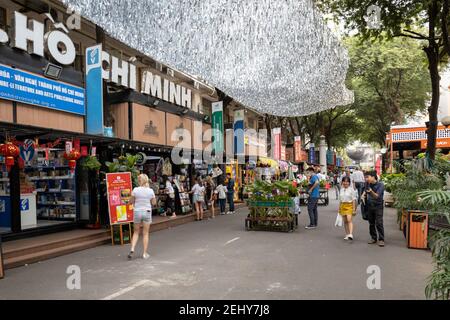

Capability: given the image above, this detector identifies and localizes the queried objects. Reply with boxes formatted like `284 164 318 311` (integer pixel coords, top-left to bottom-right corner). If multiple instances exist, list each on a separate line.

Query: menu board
106 173 134 225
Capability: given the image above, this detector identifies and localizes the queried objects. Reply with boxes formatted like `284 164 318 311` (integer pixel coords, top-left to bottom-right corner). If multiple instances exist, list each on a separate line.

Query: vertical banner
211 101 224 155
85 44 104 135
281 145 286 161
327 149 334 165
294 136 302 163
309 143 315 164
272 128 281 160
233 109 245 156
375 155 382 176
106 173 134 225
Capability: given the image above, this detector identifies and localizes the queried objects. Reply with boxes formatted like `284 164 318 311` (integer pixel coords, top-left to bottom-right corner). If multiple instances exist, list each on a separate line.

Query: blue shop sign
0 64 85 115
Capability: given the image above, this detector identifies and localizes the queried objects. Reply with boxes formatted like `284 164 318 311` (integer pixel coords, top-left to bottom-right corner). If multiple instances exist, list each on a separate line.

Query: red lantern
64 149 81 173
0 142 20 171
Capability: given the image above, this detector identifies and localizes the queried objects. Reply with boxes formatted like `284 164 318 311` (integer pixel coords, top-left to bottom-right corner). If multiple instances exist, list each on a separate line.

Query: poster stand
0 235 4 279
110 223 132 246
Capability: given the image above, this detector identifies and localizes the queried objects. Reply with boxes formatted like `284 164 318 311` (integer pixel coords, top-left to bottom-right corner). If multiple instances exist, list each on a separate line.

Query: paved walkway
0 197 432 299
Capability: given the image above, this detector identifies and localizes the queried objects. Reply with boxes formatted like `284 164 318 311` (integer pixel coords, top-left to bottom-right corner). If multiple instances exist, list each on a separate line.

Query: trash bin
407 210 429 249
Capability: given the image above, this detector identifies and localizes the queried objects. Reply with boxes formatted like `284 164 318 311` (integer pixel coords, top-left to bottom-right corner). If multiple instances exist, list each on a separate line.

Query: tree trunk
424 45 440 160
424 1 440 161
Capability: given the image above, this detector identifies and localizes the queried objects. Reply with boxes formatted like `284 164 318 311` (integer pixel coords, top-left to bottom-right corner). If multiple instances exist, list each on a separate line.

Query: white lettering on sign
101 52 137 90
12 11 76 65
141 71 192 109
13 11 45 57
44 30 76 65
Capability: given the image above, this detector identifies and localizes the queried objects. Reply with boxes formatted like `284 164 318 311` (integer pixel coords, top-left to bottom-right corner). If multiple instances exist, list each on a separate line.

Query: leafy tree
318 0 450 159
345 35 430 147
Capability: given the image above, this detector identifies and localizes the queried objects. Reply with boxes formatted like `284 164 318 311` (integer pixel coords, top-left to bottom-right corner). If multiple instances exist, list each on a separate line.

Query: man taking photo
305 167 320 229
365 171 385 247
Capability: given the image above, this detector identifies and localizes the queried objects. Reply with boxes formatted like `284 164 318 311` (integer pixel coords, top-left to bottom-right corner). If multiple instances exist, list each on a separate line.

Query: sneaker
344 235 349 240
368 239 377 244
348 234 354 240
226 211 232 215
127 251 134 260
378 240 385 247
220 212 225 215
143 253 150 259
305 225 316 229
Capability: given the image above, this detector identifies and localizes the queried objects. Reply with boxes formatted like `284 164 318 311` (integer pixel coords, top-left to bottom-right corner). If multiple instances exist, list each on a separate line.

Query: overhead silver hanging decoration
63 0 353 116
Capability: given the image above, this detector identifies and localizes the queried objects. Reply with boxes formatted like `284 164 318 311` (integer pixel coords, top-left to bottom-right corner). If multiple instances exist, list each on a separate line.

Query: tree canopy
317 0 450 159
345 35 431 146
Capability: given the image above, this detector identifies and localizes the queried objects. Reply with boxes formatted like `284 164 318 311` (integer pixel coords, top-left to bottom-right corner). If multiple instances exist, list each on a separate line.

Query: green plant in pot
416 189 450 300
80 155 102 172
104 153 140 187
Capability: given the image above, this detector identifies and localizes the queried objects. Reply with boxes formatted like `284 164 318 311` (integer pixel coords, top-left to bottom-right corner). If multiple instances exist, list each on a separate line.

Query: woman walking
339 176 357 240
205 175 216 218
128 174 156 260
191 177 205 220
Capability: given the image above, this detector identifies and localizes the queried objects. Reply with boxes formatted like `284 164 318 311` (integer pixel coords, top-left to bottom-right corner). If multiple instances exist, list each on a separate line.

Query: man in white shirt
351 167 366 204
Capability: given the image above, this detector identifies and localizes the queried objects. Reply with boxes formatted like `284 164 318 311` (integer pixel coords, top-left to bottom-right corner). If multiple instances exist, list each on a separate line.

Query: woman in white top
191 177 205 221
128 174 156 260
339 176 357 240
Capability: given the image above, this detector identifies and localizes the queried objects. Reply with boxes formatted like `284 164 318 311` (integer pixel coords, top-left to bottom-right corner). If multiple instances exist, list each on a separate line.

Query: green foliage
247 180 298 204
380 173 405 193
425 229 450 300
418 187 450 300
391 169 443 211
389 158 450 300
80 156 102 171
104 154 140 187
344 35 430 146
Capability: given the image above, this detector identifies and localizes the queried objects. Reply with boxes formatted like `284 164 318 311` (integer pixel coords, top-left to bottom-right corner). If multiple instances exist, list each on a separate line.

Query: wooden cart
245 201 298 232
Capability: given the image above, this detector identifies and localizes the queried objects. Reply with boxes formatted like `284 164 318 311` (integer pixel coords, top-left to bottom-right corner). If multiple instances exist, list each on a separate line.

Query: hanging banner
281 145 286 161
106 172 134 225
85 44 104 135
233 109 245 155
327 149 335 165
375 155 382 176
211 101 224 155
309 143 315 164
294 136 302 162
272 128 281 160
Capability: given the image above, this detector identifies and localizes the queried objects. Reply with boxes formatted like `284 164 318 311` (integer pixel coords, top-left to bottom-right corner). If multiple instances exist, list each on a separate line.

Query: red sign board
421 139 450 149
106 173 134 225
